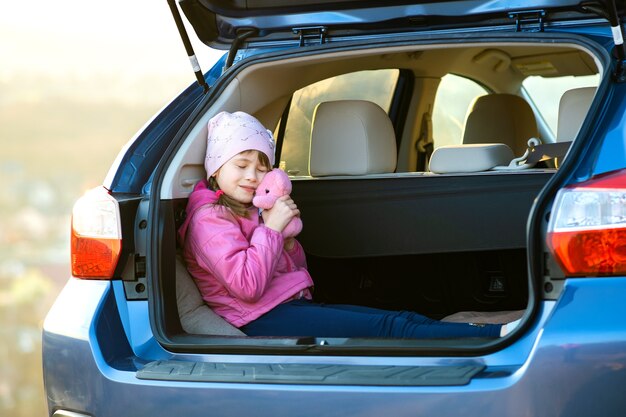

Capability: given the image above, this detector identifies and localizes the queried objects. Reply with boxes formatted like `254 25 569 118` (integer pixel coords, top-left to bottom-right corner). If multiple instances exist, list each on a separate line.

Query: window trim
388 69 415 151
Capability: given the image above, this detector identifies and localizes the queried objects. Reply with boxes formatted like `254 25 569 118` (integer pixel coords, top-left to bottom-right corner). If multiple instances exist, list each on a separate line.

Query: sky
0 0 223 85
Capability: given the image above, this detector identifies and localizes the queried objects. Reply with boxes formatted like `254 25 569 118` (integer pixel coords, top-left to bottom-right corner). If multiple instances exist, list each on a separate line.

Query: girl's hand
262 195 300 233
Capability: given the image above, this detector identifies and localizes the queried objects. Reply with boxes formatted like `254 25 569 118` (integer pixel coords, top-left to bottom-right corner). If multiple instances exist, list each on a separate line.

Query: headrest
429 143 515 174
557 87 596 142
463 94 538 156
309 100 397 176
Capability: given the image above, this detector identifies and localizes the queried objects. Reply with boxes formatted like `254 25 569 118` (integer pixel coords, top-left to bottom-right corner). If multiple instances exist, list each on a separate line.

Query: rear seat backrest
309 100 397 176
176 255 245 336
557 86 596 142
462 93 539 156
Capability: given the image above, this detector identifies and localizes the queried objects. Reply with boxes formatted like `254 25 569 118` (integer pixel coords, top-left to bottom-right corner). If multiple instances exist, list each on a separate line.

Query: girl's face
212 150 270 205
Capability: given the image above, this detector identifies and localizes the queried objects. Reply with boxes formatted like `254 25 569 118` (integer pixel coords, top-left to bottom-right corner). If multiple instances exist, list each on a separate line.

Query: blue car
43 0 626 416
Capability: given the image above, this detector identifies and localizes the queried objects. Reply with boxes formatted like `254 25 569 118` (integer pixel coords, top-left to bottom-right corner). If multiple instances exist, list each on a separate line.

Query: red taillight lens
547 169 626 277
71 187 122 279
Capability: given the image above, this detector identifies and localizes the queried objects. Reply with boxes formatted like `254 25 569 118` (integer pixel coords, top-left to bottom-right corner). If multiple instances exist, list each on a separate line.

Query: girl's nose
245 168 260 181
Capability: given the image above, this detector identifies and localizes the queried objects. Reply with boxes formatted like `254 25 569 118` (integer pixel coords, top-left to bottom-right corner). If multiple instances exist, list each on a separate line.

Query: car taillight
71 186 122 279
547 168 626 277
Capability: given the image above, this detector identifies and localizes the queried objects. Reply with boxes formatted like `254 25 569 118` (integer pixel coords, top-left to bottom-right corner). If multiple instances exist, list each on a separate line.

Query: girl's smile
239 185 257 193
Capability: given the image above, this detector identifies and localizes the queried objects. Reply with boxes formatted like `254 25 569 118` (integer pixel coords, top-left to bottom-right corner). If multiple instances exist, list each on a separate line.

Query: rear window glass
522 74 600 136
279 69 399 176
432 74 488 148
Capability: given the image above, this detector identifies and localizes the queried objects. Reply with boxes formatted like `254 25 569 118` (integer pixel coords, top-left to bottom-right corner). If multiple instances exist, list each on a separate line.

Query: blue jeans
241 299 502 338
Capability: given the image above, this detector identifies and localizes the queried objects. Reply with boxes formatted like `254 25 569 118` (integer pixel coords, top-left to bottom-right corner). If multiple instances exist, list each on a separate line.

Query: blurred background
0 1 222 415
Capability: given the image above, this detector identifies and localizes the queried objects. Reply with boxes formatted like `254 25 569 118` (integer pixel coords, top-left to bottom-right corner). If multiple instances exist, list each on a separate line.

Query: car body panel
181 0 608 48
592 85 626 176
43 278 626 416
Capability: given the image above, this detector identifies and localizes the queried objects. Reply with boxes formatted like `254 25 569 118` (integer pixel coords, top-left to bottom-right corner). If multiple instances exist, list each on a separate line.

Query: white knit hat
204 111 276 178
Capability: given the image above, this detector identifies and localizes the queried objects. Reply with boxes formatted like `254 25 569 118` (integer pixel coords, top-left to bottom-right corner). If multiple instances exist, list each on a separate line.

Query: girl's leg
321 303 440 325
312 302 502 338
241 300 501 338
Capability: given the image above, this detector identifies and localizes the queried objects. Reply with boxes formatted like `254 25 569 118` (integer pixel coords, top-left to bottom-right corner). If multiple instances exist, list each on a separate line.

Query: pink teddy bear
253 169 303 238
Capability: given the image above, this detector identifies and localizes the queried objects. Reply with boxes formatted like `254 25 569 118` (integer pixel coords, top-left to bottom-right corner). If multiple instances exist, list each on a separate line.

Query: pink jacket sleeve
187 209 284 303
286 239 307 269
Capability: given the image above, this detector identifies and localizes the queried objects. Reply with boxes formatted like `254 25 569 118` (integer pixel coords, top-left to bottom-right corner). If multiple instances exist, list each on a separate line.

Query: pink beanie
204 111 276 178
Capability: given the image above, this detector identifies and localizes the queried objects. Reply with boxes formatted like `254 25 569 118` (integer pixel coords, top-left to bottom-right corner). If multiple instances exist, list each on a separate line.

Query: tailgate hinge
293 26 328 47
225 28 259 70
508 9 546 32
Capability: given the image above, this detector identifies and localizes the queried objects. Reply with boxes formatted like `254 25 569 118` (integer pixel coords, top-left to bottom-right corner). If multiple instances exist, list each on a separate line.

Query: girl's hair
208 150 272 218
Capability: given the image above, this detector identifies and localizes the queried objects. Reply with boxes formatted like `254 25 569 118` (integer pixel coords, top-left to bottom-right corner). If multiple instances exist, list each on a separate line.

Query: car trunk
290 172 543 318
157 170 548 345
146 0 619 351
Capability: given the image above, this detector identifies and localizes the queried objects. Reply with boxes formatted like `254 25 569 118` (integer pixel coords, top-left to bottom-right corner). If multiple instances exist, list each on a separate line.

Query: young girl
179 111 518 338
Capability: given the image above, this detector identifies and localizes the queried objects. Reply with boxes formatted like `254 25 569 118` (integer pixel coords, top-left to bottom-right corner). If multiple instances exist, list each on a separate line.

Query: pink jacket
178 180 314 327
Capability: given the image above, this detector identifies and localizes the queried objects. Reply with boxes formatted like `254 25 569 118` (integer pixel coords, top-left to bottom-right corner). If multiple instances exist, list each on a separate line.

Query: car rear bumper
43 278 626 417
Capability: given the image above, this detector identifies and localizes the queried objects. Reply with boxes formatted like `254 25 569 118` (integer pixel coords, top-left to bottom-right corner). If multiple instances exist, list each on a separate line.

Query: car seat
309 100 397 176
462 93 539 156
176 255 245 335
524 86 597 167
428 94 540 173
557 87 596 143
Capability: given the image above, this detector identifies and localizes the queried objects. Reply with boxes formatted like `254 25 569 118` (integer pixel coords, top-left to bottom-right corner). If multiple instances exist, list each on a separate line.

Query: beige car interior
463 93 540 156
429 92 541 174
167 41 600 335
309 100 398 176
557 86 597 143
429 143 516 174
176 254 245 336
162 41 599 200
